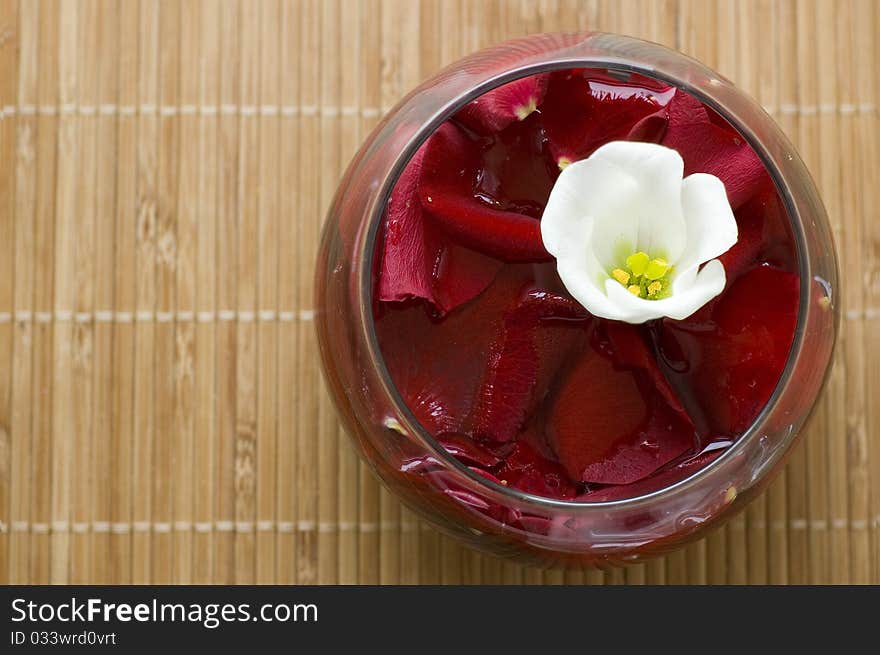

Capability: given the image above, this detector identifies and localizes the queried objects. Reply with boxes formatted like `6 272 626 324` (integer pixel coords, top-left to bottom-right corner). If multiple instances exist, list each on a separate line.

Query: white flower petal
550 216 627 320
590 141 688 262
676 173 738 275
605 258 727 323
541 157 640 265
559 260 623 321
540 140 737 325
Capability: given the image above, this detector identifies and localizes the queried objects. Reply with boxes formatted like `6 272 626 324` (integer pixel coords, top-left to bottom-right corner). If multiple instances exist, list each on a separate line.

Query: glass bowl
314 33 839 568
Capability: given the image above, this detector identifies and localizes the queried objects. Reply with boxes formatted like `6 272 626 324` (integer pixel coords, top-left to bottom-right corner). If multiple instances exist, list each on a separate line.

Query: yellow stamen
626 251 650 277
557 157 572 170
644 257 670 281
611 250 674 300
611 268 630 285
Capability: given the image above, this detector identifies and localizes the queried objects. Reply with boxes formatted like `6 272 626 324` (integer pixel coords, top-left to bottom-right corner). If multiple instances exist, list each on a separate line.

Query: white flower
540 141 738 324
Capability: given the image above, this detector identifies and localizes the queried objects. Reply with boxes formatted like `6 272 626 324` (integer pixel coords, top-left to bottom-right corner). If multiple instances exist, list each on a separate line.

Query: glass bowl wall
314 33 838 568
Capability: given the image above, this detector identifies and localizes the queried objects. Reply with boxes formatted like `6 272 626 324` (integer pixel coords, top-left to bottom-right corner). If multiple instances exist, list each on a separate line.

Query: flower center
610 251 673 300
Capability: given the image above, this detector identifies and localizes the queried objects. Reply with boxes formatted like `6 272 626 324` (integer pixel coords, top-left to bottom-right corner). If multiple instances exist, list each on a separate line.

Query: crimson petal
473 113 558 219
375 267 531 436
541 69 673 167
495 442 579 499
456 74 550 134
469 290 590 442
581 450 723 502
547 325 696 485
437 432 503 469
655 265 799 436
378 137 502 314
604 322 691 420
718 198 763 285
420 122 550 262
662 91 767 209
720 178 797 286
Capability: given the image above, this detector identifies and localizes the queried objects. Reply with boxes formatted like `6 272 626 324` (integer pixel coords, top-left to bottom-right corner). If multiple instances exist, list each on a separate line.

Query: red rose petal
581 450 723 502
420 122 550 262
437 432 503 469
662 91 767 209
546 328 696 485
508 514 555 535
718 199 763 285
469 290 590 442
577 406 696 486
455 74 550 134
721 178 797 282
515 419 559 462
604 322 690 420
420 203 545 263
675 180 793 325
495 442 579 499
423 468 509 523
399 437 501 477
375 266 531 436
656 265 799 436
378 137 503 315
432 242 506 314
541 69 673 166
473 113 558 219
468 466 507 487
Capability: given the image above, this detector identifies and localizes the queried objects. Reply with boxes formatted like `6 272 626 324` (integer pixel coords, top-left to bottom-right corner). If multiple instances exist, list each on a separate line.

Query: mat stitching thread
1 103 877 120
0 104 397 119
2 518 877 534
0 309 876 324
0 310 316 323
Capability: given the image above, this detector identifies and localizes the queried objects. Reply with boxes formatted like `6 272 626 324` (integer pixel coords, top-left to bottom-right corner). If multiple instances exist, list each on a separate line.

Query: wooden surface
0 0 878 585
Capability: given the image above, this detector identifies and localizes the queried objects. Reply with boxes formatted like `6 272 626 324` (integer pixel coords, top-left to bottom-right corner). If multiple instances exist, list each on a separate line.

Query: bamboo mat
0 0 877 586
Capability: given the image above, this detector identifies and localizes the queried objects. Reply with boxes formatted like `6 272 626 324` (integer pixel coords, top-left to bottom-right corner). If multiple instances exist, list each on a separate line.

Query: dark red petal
541 69 673 166
424 469 509 523
662 91 767 209
437 432 502 469
398 437 502 477
375 266 531 436
425 195 548 261
378 135 502 314
378 145 435 304
515 418 560 462
718 198 763 285
508 514 555 535
495 442 579 499
656 265 799 436
581 450 723 502
455 74 550 134
720 178 797 283
546 334 695 485
578 406 696 486
431 244 505 314
677 182 792 324
604 321 691 421
469 291 590 442
474 113 558 219
420 122 550 262
468 466 507 487
399 455 443 475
